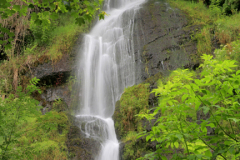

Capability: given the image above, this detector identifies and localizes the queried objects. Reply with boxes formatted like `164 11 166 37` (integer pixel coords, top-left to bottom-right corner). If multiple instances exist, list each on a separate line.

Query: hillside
0 0 240 159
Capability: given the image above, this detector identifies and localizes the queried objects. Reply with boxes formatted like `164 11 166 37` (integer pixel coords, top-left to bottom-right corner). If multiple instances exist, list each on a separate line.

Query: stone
133 0 200 81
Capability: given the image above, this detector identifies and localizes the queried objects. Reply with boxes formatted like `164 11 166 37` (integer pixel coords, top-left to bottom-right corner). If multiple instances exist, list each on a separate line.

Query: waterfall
75 0 145 159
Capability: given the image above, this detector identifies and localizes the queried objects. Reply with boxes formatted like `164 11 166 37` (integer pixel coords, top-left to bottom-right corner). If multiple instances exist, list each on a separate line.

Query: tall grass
0 12 90 94
169 0 240 61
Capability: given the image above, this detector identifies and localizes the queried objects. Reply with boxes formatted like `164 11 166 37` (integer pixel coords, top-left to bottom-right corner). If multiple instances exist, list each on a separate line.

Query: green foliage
0 78 41 159
114 83 153 160
209 0 240 15
138 54 240 159
0 0 105 50
29 12 57 46
0 77 70 159
214 13 240 44
118 83 150 137
170 0 240 62
195 26 212 57
215 40 240 66
16 110 69 160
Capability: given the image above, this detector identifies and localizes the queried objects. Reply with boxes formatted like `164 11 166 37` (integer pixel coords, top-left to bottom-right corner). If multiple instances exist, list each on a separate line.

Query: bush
138 54 240 159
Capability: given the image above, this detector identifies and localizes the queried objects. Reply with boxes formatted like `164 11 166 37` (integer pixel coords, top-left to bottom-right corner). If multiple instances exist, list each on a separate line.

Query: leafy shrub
215 39 240 66
0 78 41 160
30 12 57 46
138 54 240 159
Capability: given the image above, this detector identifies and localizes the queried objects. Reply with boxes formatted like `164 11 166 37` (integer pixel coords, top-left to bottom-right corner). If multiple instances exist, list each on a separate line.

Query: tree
138 54 240 159
0 0 106 50
0 77 41 160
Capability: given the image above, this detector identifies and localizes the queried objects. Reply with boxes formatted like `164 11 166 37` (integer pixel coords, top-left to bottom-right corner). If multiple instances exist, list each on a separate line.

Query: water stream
75 0 145 159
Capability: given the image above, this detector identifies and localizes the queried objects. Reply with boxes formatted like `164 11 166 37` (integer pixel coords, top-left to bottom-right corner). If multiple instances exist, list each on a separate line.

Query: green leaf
228 146 235 154
206 123 215 128
175 134 183 140
50 12 58 20
146 134 152 142
201 89 207 94
34 19 42 25
160 156 168 160
83 14 92 22
202 100 211 106
31 12 38 20
174 142 179 148
205 150 212 157
234 80 239 85
13 5 21 11
202 106 210 115
28 4 35 9
182 94 188 102
237 70 240 75
75 17 85 25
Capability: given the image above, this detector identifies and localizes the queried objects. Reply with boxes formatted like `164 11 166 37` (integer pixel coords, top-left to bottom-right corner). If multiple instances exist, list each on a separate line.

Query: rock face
32 54 75 86
133 0 200 80
67 125 101 160
115 0 201 159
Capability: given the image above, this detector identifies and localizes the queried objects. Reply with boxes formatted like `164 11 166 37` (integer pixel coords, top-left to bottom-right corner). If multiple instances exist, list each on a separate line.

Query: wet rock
32 54 76 86
113 100 122 140
119 142 125 160
133 0 200 81
67 125 101 160
41 85 71 107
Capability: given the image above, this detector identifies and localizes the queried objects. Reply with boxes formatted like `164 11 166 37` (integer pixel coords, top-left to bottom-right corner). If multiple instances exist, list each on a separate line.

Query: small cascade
75 0 146 159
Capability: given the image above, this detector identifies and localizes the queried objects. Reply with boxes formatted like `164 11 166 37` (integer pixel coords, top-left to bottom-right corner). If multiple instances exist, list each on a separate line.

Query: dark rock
113 100 122 140
41 84 71 107
119 142 125 160
67 125 101 160
32 54 76 86
133 0 200 81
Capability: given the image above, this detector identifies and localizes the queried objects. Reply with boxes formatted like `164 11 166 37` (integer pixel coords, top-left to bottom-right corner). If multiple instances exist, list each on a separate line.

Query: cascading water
75 0 145 159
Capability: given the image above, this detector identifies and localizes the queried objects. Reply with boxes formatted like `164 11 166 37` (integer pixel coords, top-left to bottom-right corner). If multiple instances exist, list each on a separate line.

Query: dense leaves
0 77 41 159
0 0 104 50
138 54 240 159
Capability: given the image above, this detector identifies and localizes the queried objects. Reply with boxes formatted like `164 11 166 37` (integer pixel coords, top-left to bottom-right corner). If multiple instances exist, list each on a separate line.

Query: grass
0 12 90 94
169 0 240 61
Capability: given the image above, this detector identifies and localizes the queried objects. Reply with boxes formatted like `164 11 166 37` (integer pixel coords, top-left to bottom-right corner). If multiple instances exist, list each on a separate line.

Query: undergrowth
118 83 150 136
0 12 89 95
170 0 240 62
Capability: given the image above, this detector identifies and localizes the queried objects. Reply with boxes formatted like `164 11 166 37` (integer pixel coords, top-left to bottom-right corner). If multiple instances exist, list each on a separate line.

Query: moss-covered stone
113 83 150 140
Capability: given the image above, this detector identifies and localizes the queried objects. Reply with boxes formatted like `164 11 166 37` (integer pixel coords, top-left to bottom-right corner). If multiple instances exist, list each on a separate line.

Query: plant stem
182 119 227 160
179 114 190 155
190 85 238 142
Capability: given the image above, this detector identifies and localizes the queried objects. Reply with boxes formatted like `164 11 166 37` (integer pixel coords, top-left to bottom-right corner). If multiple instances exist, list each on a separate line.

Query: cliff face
133 0 200 81
114 0 201 159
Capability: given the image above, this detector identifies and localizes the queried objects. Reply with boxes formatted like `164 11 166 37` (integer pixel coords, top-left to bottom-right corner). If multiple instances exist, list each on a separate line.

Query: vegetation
138 53 240 159
0 0 103 159
170 0 240 63
114 83 152 159
133 0 240 159
115 83 150 138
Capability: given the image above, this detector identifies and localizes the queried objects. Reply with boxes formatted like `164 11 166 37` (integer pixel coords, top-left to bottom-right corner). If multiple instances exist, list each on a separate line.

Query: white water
75 0 145 159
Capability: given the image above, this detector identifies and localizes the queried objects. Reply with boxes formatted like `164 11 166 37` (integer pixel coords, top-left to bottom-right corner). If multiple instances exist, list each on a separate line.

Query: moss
144 72 163 85
114 83 150 139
